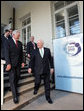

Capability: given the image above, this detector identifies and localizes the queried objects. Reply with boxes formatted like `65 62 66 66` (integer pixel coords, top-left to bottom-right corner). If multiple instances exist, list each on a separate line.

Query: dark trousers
8 65 21 98
34 73 50 99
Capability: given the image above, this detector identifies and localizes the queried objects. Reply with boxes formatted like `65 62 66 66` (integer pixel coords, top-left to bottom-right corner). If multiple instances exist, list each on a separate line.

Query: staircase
1 64 54 110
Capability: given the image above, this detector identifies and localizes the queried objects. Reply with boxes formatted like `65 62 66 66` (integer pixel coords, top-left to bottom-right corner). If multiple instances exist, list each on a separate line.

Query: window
54 1 75 11
22 28 26 45
54 1 80 38
55 11 66 38
27 26 31 43
67 5 80 35
21 14 31 45
54 1 64 11
22 17 31 27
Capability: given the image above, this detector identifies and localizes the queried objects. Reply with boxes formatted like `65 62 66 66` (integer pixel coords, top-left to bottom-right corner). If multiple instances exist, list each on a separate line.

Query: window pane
67 5 78 17
27 26 31 42
22 28 26 45
69 18 80 35
54 1 64 11
55 10 66 38
22 20 26 26
67 5 80 35
55 11 64 22
27 18 31 24
56 22 66 38
27 26 31 32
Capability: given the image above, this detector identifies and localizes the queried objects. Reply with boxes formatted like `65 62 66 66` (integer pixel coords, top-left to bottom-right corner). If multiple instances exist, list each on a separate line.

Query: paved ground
21 90 83 110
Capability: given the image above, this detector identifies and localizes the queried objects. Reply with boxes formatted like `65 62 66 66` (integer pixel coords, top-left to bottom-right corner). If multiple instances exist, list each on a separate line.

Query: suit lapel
37 48 43 59
12 39 16 47
12 39 19 49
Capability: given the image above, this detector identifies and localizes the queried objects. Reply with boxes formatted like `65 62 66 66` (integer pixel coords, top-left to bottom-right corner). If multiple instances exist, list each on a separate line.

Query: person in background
27 36 37 73
1 29 10 60
27 36 37 59
8 28 13 39
28 40 54 104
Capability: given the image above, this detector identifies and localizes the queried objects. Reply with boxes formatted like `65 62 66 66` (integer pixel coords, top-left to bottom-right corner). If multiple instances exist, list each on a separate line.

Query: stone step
1 86 45 110
4 70 28 77
4 73 33 83
4 76 35 88
4 73 33 81
2 84 54 110
4 82 44 102
4 65 29 77
4 82 34 102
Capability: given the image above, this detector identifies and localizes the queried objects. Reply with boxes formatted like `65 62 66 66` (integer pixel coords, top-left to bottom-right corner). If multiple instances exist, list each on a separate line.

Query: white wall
15 1 53 53
1 1 13 25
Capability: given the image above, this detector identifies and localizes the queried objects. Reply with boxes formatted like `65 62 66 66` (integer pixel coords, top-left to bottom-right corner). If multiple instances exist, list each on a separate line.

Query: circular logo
64 42 81 56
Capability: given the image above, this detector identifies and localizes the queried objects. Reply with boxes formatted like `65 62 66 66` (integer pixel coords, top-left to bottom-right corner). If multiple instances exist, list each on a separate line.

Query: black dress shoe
33 90 38 95
13 97 19 104
46 98 53 104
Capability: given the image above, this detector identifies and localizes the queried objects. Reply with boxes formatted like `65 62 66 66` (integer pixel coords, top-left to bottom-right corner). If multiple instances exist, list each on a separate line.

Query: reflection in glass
70 18 80 35
27 18 31 24
54 1 64 11
55 11 66 38
55 11 64 22
56 23 66 38
67 5 80 35
22 28 26 45
27 26 31 42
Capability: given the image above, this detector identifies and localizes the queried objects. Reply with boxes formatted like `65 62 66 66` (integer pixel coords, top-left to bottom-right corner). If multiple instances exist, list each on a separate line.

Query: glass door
27 25 31 43
22 28 26 46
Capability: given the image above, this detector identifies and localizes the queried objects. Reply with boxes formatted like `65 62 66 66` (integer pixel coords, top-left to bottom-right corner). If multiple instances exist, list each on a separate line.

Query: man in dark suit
5 30 25 104
8 28 13 39
1 29 10 60
28 40 54 104
27 36 37 59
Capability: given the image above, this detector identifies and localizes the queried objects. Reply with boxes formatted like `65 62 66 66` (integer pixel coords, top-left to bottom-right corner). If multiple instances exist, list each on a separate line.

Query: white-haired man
5 30 25 104
28 40 54 104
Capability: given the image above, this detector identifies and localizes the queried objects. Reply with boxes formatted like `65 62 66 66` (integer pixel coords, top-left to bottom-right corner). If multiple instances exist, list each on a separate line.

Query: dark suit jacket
1 35 8 60
29 47 54 75
8 35 12 39
5 38 24 67
27 41 37 55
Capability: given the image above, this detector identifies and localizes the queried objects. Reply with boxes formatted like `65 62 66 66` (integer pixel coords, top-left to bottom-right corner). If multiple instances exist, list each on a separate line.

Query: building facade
1 1 83 54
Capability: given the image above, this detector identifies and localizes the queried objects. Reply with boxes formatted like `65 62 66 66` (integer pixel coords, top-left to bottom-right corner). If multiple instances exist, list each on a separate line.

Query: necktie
16 40 18 47
32 42 36 49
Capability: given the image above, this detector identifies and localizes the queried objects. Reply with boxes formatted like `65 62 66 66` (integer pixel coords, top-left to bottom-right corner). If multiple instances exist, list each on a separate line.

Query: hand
28 54 30 58
21 63 25 68
28 68 32 74
50 68 54 74
6 64 11 71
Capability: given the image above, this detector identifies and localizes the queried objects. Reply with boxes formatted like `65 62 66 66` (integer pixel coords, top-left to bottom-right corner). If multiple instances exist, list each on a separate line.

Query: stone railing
1 60 6 105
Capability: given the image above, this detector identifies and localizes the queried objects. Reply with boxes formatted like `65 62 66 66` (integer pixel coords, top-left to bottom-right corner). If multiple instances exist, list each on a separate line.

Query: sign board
53 33 83 94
